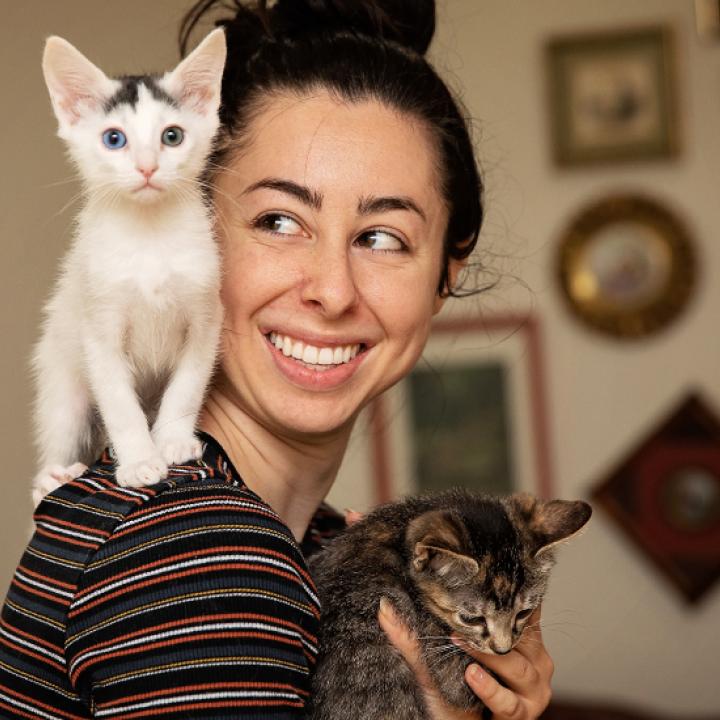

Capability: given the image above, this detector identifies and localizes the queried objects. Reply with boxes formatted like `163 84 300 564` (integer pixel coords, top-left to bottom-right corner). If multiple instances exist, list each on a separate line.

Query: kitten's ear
42 37 117 128
162 28 226 115
510 494 592 557
406 510 479 587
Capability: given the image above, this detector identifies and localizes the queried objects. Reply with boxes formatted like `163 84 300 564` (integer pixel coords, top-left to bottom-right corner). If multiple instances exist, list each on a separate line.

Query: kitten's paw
116 456 168 488
32 463 88 507
155 434 204 466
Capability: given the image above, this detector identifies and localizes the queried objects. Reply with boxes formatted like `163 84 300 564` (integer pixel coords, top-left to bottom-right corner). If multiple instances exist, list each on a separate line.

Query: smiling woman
0 1 555 718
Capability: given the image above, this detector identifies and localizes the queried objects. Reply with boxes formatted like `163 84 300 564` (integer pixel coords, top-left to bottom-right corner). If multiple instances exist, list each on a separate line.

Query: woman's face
213 91 450 438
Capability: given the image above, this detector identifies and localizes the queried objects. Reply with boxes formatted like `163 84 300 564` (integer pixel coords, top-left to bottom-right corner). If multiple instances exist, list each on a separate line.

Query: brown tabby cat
308 489 591 720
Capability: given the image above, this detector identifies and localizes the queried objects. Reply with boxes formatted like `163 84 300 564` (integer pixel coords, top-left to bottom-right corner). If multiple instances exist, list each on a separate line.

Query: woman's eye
102 128 127 149
255 213 304 236
516 609 533 621
161 126 184 146
459 613 487 627
357 230 407 253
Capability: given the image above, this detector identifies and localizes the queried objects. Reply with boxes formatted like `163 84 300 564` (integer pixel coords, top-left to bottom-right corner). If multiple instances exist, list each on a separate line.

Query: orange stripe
117 493 260 521
35 526 99 550
71 630 302 684
17 564 76 591
76 544 307 599
0 684 86 720
69 563 304 618
0 617 64 653
0 637 66 673
78 612 311 656
107 698 302 719
11 578 71 607
33 514 111 538
99 680 307 708
112 503 280 540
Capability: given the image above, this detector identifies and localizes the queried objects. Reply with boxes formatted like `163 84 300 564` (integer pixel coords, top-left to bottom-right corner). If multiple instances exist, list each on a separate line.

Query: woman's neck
198 386 352 542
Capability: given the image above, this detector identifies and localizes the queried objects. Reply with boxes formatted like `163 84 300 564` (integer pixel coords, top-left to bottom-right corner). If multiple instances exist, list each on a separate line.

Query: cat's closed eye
458 613 486 627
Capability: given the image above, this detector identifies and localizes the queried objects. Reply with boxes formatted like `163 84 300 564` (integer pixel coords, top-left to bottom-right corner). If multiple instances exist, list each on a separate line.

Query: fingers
378 597 432 686
344 508 364 525
465 664 525 720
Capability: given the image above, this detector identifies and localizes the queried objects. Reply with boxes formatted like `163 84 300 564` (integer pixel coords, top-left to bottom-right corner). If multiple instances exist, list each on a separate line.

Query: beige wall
1 0 718 714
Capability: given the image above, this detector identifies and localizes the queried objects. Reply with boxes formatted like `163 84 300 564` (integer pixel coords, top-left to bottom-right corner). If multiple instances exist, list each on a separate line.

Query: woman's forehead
228 91 442 206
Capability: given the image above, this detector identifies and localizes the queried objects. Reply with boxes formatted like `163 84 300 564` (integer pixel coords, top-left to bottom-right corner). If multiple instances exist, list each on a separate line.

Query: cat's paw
116 456 168 488
155 434 204 466
32 462 88 507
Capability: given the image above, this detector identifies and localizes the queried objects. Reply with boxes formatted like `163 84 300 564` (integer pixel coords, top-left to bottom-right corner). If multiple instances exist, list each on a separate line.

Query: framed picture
328 315 553 512
592 393 720 604
546 26 678 166
556 194 697 339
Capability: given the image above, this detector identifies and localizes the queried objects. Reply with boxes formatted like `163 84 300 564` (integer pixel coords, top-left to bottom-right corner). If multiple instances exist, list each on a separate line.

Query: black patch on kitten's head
104 75 178 112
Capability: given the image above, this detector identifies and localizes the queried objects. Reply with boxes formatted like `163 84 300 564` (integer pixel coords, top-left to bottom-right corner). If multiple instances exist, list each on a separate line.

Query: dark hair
179 0 484 296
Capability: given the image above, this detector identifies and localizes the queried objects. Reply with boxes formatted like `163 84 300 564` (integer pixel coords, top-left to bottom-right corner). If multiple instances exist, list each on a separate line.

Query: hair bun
268 0 436 55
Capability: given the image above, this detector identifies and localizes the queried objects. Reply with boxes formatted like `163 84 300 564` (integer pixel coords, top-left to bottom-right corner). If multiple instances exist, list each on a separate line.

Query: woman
0 1 553 717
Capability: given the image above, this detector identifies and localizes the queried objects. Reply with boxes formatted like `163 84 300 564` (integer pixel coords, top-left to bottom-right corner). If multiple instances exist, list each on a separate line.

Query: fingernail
468 664 484 681
379 597 398 626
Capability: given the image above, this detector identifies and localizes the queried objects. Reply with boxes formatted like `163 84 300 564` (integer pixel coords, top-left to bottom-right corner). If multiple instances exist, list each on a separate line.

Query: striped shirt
0 432 345 719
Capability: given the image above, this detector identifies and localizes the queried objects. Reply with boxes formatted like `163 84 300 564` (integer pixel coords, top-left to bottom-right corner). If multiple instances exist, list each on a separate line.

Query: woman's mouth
267 331 365 368
264 331 370 390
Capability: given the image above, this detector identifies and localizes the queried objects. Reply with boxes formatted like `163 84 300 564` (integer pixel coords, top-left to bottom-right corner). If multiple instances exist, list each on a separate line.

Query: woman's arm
379 599 553 720
66 485 318 719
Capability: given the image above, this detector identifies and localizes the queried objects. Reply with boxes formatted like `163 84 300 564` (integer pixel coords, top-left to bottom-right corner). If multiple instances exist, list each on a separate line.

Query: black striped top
0 432 345 719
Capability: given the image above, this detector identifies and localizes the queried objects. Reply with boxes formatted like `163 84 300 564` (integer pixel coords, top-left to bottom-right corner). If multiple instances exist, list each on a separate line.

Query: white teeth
302 345 319 364
318 348 334 365
268 332 364 366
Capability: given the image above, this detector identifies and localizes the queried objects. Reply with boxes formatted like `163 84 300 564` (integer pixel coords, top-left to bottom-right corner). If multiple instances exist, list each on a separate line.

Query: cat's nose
490 642 512 655
138 166 158 179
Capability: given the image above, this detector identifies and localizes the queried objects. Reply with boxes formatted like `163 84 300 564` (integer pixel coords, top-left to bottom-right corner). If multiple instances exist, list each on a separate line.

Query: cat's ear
42 37 117 128
162 28 226 115
406 510 479 587
510 493 592 557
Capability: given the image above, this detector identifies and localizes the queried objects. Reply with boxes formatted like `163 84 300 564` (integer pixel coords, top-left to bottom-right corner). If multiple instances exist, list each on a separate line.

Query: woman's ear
432 253 469 315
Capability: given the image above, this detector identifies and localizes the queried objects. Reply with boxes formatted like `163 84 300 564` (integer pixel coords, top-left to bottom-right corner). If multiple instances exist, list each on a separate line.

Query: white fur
32 30 227 505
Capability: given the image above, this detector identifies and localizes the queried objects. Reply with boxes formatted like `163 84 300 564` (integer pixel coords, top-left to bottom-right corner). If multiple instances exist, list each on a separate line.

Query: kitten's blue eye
161 126 184 146
102 129 126 149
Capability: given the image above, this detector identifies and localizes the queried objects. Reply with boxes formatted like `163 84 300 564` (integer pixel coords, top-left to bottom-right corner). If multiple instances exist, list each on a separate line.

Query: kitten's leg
83 332 167 487
151 298 222 465
31 339 93 504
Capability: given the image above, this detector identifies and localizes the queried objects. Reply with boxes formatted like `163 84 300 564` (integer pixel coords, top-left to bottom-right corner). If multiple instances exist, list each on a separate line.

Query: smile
267 332 364 367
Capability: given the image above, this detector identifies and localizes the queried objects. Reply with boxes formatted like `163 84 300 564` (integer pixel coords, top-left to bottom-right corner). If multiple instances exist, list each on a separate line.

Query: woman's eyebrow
241 178 323 210
358 195 426 223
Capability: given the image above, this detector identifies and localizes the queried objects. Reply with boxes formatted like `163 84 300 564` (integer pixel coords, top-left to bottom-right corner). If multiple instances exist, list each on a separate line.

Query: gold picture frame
547 26 678 166
557 194 697 339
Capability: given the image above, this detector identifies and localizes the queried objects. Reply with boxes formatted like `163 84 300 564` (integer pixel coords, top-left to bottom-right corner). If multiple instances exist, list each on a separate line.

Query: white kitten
32 29 227 505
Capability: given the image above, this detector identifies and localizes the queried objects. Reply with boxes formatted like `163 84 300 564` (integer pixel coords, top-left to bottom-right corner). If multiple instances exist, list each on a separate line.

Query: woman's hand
378 599 553 720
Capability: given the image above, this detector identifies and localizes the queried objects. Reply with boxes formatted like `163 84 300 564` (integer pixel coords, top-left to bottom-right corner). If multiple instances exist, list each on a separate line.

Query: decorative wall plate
591 393 720 604
557 194 697 338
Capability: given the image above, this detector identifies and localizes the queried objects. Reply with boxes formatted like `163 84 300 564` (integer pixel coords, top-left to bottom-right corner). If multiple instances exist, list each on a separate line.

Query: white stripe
96 657 308 689
67 587 316 645
0 626 65 663
0 691 69 720
72 553 306 608
36 521 104 543
69 621 302 673
94 690 300 717
113 497 275 532
14 571 73 599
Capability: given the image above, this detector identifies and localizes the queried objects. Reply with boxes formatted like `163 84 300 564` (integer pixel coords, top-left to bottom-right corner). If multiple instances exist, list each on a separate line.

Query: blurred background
1 1 718 717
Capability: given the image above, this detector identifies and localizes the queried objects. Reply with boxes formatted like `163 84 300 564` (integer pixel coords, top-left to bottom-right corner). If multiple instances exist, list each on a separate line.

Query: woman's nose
300 240 359 318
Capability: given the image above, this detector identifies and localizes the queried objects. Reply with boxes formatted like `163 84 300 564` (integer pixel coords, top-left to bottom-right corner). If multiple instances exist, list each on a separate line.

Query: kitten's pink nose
138 166 158 179
490 642 512 655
